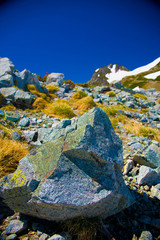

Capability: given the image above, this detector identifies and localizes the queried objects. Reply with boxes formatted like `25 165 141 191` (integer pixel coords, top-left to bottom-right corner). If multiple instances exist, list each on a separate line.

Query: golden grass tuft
73 96 96 113
157 98 160 104
32 97 48 111
133 93 148 100
1 105 16 111
123 119 160 143
0 137 29 178
108 91 116 97
44 100 76 119
71 90 87 100
46 84 59 93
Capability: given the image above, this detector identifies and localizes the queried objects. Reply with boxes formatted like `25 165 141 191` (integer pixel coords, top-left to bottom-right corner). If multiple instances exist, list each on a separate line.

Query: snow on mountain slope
106 57 160 84
144 70 160 79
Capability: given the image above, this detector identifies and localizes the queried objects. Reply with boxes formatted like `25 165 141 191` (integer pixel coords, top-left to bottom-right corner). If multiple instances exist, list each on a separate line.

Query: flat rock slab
0 107 134 221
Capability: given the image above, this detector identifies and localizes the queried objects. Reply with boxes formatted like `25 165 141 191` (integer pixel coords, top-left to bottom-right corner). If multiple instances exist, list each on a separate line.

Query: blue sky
0 0 160 83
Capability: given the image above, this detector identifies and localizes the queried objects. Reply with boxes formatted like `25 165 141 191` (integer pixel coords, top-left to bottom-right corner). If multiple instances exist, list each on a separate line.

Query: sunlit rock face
0 107 134 221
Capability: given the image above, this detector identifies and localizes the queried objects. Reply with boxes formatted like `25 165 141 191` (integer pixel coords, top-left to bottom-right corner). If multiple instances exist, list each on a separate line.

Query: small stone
0 109 5 117
123 160 134 175
139 231 153 240
137 165 160 186
18 117 30 127
48 234 66 240
5 220 28 235
39 233 50 240
143 185 150 191
12 132 21 140
6 234 17 240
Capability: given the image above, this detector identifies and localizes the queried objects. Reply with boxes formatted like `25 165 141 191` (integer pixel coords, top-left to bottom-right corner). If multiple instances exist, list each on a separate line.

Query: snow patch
144 70 160 79
106 57 160 84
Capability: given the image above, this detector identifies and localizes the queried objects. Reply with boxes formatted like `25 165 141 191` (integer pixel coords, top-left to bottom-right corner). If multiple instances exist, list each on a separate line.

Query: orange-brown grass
0 137 29 178
1 105 16 111
46 84 59 93
123 119 160 143
44 100 76 119
32 97 49 111
73 96 96 113
157 98 160 104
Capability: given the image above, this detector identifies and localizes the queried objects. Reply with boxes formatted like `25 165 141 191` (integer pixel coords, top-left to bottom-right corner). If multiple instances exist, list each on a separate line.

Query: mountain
88 57 160 90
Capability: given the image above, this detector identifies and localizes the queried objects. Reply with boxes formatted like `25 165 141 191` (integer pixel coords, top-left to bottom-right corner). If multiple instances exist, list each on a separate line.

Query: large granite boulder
0 108 133 221
0 57 15 88
16 69 47 92
0 57 47 93
0 87 36 109
46 73 64 86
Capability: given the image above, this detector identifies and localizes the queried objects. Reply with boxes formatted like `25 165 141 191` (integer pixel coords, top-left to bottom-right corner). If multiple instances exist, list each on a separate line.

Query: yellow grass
32 97 48 111
46 84 59 93
0 137 29 178
133 93 148 100
123 119 160 143
1 105 16 111
71 90 87 100
44 100 76 119
157 98 160 104
73 96 96 113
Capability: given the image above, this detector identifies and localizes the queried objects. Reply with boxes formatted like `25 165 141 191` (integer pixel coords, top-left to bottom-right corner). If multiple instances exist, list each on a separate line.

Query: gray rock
46 73 64 86
125 101 135 108
139 231 153 240
39 233 50 240
12 132 21 140
94 86 110 93
137 165 160 186
0 87 36 109
150 184 160 200
48 235 66 240
18 117 30 127
22 130 38 142
6 234 17 240
133 144 160 169
5 220 27 235
150 218 160 229
0 109 5 117
130 143 143 151
123 160 134 175
0 108 133 221
57 119 71 129
0 57 14 76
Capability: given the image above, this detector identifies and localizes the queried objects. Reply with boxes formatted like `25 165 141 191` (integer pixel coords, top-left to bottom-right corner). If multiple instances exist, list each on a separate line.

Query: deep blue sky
0 0 160 83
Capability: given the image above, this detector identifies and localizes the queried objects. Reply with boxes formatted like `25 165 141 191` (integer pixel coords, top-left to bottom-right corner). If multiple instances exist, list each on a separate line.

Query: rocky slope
0 57 160 240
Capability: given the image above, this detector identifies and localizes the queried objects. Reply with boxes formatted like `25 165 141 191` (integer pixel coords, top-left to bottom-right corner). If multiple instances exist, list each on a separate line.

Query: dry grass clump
63 217 98 240
123 119 160 143
1 105 16 111
32 97 49 111
0 137 29 178
108 91 116 97
46 84 59 93
27 84 48 99
157 98 160 104
133 93 148 100
44 100 76 119
73 96 96 113
71 90 87 100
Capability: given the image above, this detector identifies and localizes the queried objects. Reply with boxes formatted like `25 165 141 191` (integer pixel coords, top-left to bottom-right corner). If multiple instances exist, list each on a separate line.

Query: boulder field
0 108 134 221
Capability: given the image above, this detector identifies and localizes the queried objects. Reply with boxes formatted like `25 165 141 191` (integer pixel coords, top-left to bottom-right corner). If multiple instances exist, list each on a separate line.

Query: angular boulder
0 87 36 109
0 57 15 88
46 73 64 86
0 108 133 221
